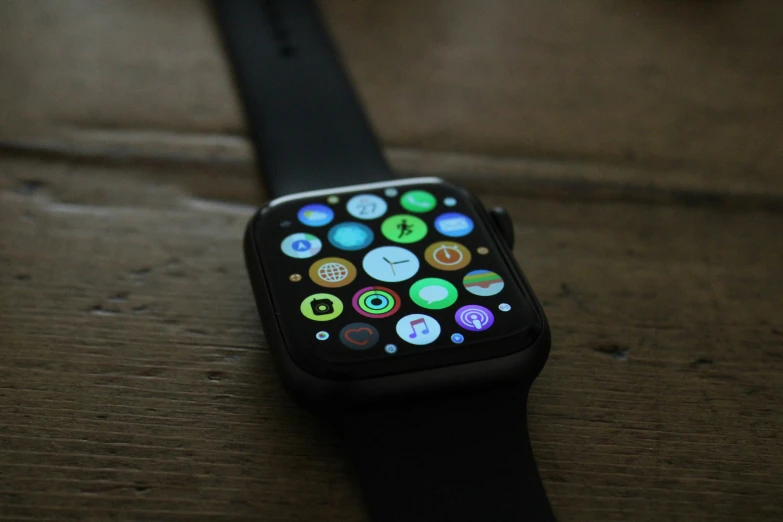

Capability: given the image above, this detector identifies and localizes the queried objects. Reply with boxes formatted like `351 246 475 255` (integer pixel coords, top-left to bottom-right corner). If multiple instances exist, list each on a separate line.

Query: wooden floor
1 1 782 520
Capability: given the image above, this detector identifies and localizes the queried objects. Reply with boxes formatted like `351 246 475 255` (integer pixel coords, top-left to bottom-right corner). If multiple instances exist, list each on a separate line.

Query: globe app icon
309 257 357 288
319 262 349 283
328 222 374 251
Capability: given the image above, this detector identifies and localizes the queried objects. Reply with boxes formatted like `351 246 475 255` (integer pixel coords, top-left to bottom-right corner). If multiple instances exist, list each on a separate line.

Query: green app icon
401 190 437 213
381 214 428 244
300 293 344 322
409 278 458 310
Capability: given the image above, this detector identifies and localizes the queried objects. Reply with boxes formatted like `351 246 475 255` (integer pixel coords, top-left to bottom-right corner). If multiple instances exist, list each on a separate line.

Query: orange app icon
424 241 472 271
309 257 357 288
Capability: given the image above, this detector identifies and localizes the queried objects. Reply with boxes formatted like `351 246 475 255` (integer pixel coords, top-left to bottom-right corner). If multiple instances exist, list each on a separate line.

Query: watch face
250 180 541 378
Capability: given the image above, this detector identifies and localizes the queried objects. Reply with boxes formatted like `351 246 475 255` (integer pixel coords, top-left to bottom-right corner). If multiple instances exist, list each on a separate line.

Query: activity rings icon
353 286 401 319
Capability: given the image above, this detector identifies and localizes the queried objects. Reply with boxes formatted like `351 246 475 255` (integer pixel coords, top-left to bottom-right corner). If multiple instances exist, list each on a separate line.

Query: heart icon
339 323 379 350
344 327 373 345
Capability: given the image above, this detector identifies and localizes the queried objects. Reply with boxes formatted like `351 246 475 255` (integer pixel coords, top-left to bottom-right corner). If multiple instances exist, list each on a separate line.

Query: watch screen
251 179 541 378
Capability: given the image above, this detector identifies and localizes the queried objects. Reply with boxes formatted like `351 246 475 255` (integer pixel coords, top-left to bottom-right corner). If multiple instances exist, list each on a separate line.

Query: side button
489 207 515 249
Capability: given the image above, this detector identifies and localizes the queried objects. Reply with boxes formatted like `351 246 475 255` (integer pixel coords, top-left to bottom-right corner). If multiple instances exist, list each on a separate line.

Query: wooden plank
1 0 781 189
1 156 781 520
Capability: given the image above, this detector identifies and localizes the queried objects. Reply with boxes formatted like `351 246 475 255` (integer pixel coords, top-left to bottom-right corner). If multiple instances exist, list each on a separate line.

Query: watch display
252 180 541 378
218 0 555 514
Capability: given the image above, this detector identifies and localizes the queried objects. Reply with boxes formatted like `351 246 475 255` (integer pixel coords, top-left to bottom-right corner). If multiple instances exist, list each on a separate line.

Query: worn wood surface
1 0 782 520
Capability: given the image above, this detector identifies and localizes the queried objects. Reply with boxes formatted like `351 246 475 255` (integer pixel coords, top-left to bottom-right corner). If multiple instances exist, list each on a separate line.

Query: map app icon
281 233 322 259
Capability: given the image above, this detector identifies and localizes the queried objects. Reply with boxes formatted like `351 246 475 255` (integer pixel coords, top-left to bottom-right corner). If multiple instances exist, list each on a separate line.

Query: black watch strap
341 382 556 522
213 0 394 199
215 1 553 520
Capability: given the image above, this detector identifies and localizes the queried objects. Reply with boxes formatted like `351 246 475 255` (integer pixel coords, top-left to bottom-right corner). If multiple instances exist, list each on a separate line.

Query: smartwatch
215 1 556 520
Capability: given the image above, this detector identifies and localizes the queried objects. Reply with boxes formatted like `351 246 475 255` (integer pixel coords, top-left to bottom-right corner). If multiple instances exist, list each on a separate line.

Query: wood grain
1 0 782 187
1 0 782 520
1 155 782 521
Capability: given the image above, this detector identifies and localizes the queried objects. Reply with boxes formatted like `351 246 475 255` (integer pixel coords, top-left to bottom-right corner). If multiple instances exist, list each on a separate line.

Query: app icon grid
275 187 518 355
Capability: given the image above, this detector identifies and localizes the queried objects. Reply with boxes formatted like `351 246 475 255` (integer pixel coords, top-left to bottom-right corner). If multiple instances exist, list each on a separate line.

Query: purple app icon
455 305 495 332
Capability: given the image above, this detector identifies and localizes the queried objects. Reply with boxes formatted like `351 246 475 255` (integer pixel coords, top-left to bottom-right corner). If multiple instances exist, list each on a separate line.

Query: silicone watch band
216 1 554 519
213 0 394 199
342 382 556 522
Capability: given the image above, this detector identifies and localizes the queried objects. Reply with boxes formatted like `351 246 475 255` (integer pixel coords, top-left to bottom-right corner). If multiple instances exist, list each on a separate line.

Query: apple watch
215 1 556 520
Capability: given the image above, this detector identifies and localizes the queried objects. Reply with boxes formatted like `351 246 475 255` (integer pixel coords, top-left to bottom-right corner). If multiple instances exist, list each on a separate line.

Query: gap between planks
1 131 782 212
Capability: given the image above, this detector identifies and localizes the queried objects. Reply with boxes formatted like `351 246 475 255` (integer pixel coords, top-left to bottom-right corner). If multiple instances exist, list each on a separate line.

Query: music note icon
396 314 441 346
408 318 430 338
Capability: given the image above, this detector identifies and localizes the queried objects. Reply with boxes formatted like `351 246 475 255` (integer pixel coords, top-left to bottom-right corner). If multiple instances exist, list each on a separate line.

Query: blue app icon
328 222 374 251
281 233 322 259
298 204 334 227
435 212 474 237
451 333 465 344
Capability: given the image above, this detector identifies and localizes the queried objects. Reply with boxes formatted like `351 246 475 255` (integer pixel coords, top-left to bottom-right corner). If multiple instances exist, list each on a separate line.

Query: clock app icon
363 246 420 283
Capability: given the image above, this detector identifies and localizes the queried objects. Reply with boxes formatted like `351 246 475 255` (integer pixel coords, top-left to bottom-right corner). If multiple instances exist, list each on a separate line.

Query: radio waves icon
461 308 489 329
455 305 495 332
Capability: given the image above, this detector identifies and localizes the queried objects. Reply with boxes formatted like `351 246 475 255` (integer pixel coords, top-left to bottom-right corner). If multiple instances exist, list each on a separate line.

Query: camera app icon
301 293 343 322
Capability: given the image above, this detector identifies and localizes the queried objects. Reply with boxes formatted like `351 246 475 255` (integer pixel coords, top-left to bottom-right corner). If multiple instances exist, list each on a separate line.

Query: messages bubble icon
419 285 448 305
409 278 458 310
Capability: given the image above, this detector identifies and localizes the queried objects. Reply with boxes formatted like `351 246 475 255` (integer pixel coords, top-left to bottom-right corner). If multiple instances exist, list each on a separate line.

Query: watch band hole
262 0 298 59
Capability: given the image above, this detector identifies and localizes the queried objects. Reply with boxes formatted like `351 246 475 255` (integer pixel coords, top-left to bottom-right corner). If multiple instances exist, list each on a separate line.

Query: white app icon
281 233 322 259
347 194 388 220
363 246 420 283
395 314 441 346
